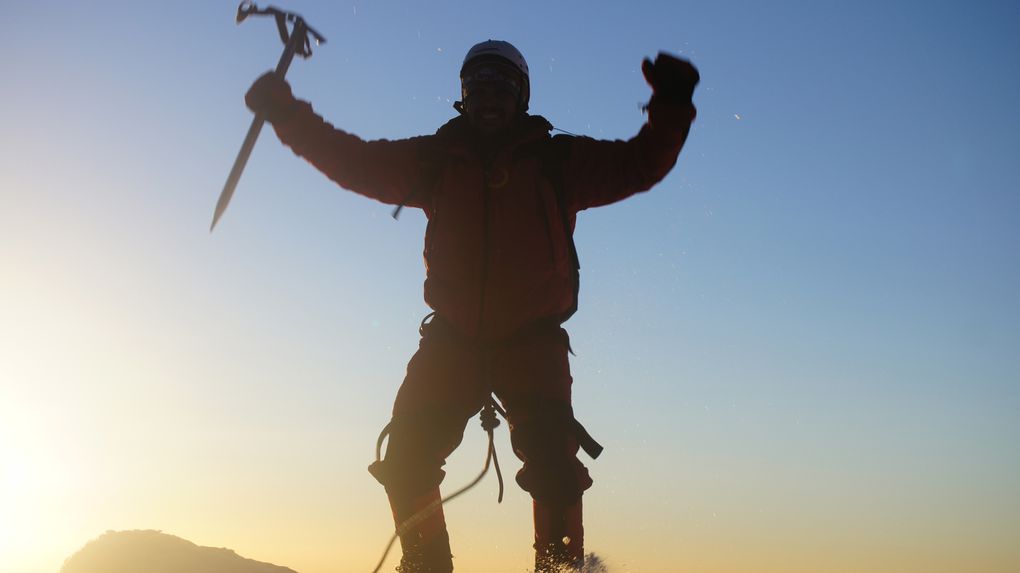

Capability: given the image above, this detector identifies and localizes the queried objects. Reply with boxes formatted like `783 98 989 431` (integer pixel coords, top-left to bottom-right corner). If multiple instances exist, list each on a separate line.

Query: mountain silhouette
60 529 613 572
60 530 297 573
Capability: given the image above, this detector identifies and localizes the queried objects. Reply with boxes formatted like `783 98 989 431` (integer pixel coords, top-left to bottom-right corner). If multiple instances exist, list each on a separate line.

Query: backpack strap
535 135 581 323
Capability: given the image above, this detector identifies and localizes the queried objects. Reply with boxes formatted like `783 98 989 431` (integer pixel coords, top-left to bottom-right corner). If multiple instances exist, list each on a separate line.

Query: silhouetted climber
246 40 698 572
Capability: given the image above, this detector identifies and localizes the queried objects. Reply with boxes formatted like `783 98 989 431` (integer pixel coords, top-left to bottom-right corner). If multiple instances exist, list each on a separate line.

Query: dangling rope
369 397 506 573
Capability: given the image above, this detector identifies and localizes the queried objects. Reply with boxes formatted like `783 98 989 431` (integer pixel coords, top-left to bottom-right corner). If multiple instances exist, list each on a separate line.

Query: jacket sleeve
562 99 695 212
269 99 433 208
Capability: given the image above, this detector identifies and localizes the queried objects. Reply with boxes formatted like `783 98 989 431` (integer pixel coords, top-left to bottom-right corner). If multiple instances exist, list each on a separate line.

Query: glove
245 71 298 123
642 52 699 106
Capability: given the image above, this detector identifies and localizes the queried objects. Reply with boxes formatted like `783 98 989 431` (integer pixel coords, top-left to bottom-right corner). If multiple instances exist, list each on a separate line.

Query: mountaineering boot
533 498 584 572
396 529 453 573
390 487 454 573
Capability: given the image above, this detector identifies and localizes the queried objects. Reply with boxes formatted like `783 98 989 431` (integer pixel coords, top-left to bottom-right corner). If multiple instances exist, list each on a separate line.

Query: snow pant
369 316 594 571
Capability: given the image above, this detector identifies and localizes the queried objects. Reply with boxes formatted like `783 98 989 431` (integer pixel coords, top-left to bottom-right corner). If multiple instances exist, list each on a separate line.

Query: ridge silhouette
59 529 612 572
60 530 297 573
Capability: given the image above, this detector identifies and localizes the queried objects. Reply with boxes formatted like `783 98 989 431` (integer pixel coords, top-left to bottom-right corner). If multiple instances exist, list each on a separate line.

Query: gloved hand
245 71 298 123
642 52 699 106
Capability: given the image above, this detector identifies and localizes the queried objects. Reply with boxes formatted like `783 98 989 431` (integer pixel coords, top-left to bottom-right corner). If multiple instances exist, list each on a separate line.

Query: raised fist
642 52 700 105
245 71 298 123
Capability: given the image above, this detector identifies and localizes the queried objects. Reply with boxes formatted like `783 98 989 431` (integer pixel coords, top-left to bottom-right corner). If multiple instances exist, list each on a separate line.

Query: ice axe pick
210 1 326 232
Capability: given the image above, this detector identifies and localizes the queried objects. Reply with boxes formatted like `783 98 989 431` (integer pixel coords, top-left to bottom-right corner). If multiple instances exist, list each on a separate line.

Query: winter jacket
270 99 695 341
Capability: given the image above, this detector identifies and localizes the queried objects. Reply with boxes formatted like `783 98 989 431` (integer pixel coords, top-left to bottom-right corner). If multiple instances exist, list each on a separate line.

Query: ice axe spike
211 2 326 232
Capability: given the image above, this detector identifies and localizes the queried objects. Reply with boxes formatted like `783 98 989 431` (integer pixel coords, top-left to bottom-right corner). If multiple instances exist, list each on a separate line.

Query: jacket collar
435 114 553 156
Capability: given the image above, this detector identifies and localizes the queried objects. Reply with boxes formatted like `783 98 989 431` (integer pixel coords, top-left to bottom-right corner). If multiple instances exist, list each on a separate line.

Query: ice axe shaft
211 2 325 232
210 27 300 232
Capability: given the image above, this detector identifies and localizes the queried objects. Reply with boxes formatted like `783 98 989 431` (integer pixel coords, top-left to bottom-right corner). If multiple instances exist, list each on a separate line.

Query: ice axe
210 1 326 232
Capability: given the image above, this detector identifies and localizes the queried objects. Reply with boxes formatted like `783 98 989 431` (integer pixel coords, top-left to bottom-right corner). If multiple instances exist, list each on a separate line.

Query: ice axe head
232 2 326 58
236 1 256 24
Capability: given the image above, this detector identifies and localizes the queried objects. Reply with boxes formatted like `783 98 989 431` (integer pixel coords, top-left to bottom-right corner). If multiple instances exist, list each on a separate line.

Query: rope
369 398 505 573
479 398 505 502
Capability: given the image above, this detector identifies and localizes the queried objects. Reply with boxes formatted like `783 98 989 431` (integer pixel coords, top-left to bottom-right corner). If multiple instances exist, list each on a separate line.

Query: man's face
461 61 522 135
464 85 518 134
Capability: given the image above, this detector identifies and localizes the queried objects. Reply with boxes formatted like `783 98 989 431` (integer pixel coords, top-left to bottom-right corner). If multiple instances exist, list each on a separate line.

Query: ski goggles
461 63 522 100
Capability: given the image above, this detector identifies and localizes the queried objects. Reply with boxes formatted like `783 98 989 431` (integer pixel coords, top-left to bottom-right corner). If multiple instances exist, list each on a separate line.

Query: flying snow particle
582 553 609 573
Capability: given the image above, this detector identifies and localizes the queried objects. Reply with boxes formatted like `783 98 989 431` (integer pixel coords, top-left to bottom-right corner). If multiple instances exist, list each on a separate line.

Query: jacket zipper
475 164 492 337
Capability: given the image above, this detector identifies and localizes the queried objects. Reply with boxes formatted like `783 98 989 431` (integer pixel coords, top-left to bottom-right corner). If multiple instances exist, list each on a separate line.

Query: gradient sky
2 1 1018 572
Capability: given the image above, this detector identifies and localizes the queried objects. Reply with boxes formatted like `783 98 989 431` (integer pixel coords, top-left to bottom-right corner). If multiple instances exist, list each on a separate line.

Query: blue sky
2 1 1019 572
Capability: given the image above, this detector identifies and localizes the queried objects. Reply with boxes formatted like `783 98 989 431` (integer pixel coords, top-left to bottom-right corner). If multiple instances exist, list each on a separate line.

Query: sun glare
1 293 95 573
0 420 62 571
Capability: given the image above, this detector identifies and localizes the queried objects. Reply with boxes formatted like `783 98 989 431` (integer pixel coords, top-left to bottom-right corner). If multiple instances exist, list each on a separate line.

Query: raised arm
245 72 432 208
561 53 699 212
